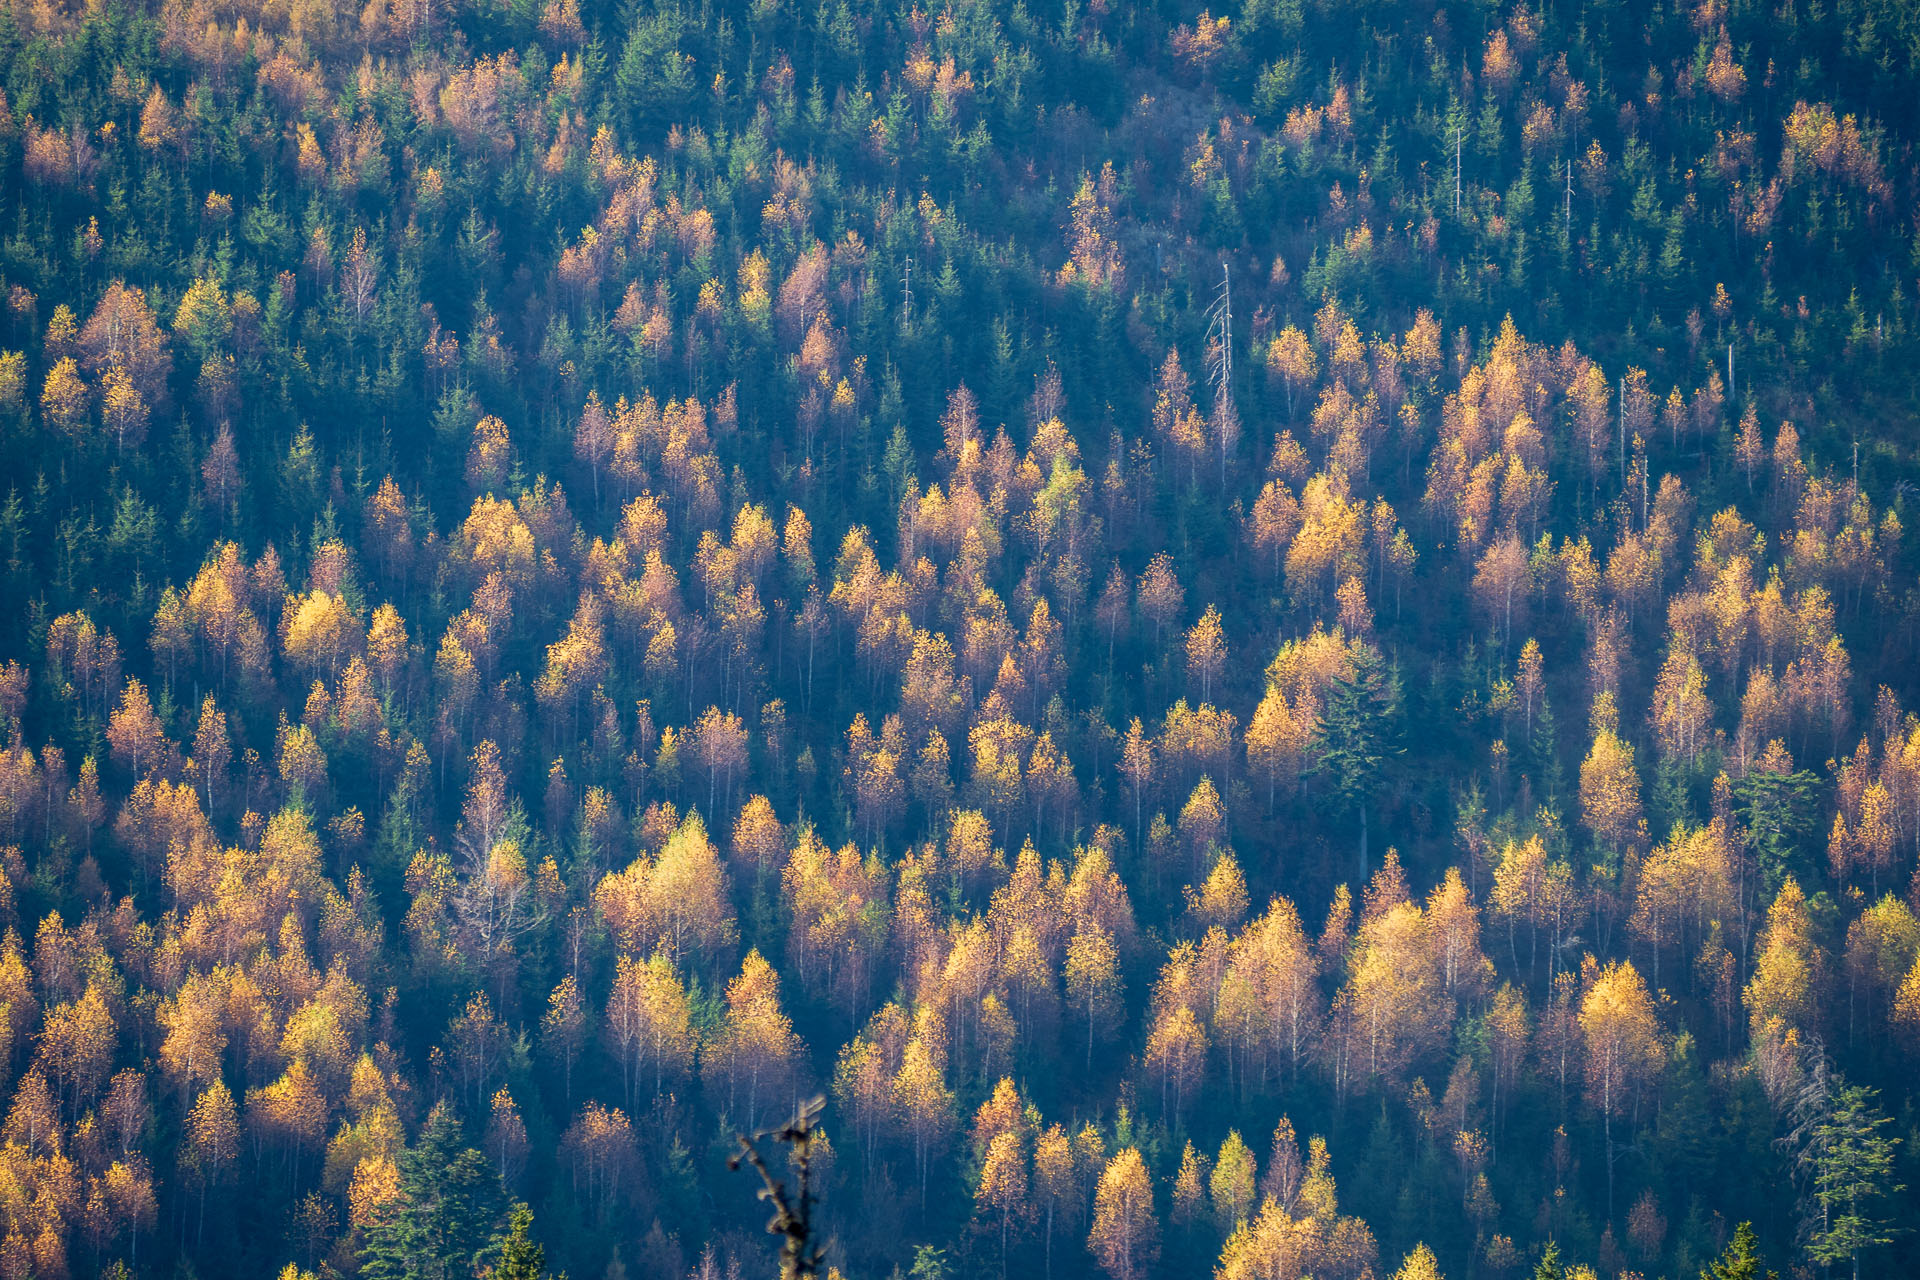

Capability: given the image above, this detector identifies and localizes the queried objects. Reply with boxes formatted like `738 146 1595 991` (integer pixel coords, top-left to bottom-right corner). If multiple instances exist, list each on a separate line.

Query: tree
574 393 613 504
1120 719 1155 848
173 277 233 361
1137 554 1184 648
1228 896 1320 1086
191 696 231 814
99 365 149 452
1650 646 1713 767
1472 535 1532 648
162 980 228 1101
1805 1083 1903 1280
1210 1131 1257 1232
79 281 171 406
1732 744 1822 893
486 1090 530 1190
1334 864 1450 1093
1245 688 1312 812
1580 961 1665 1219
466 415 514 494
40 356 89 442
692 706 750 818
495 1203 550 1280
1703 1222 1776 1280
282 590 363 681
1746 878 1828 1046
606 953 694 1106
1171 1140 1207 1230
107 678 177 782
184 1078 239 1243
1034 1124 1076 1279
90 1156 159 1266
1185 606 1227 702
559 1103 640 1224
541 976 588 1105
1630 821 1735 989
1063 925 1121 1071
1516 639 1546 742
1144 1003 1208 1119
894 1034 954 1208
1310 643 1402 878
1393 1244 1444 1280
1580 720 1645 855
1265 326 1316 417
704 950 802 1129
358 1104 506 1280
1426 868 1492 998
447 994 509 1113
1088 1148 1158 1280
596 811 737 968
731 794 788 883
39 982 117 1113
1247 482 1302 583
975 1129 1028 1271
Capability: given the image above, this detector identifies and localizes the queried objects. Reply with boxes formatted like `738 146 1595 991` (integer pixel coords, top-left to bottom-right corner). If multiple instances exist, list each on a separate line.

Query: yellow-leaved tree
1579 960 1664 1219
1088 1147 1158 1280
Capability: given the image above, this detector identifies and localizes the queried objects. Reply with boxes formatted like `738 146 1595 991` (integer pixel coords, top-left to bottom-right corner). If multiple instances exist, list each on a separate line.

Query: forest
0 0 1917 1274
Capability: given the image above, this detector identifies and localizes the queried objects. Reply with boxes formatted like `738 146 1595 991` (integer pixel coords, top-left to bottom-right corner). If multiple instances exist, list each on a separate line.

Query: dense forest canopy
0 0 1917 1275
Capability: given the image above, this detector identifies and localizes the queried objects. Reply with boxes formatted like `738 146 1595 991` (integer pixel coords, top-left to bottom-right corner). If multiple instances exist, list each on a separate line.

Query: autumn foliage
0 0 1917 1276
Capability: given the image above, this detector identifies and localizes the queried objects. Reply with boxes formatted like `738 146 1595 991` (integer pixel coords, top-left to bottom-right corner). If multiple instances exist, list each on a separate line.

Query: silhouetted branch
728 1095 829 1279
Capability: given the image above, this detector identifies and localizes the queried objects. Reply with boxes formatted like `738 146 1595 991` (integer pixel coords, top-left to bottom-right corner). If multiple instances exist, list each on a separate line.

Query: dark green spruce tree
359 1103 507 1280
1311 643 1403 880
1731 760 1822 895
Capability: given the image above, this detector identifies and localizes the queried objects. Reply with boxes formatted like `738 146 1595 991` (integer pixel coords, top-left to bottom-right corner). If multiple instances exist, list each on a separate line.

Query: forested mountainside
0 0 1918 1275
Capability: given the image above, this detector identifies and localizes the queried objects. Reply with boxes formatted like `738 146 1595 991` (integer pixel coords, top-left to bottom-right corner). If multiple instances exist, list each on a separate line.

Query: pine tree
1310 643 1402 879
359 1103 506 1280
1806 1083 1903 1280
1731 758 1822 894
495 1204 549 1280
1703 1222 1775 1280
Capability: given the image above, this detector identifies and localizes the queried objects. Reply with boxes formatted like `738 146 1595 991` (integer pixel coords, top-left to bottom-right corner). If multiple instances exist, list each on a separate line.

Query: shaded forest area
0 0 1918 1275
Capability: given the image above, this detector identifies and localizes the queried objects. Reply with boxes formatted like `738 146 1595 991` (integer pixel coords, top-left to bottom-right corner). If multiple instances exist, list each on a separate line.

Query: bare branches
728 1094 830 1280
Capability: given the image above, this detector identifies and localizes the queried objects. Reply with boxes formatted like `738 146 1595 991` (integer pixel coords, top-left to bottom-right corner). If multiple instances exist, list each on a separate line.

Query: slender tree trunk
1358 801 1369 883
1604 1080 1615 1225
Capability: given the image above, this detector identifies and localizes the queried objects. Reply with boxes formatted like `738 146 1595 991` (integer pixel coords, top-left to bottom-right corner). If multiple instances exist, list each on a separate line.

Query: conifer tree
1806 1083 1903 1280
358 1104 505 1280
1310 644 1402 879
1703 1222 1775 1280
495 1204 549 1280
